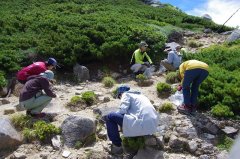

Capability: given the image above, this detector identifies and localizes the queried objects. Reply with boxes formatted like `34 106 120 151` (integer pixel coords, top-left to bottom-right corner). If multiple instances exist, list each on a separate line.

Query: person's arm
144 52 153 64
117 93 131 114
179 63 185 84
40 78 56 98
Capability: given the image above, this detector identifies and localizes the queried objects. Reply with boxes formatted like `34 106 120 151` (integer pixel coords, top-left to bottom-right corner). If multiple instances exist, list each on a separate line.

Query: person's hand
143 62 150 67
177 85 182 91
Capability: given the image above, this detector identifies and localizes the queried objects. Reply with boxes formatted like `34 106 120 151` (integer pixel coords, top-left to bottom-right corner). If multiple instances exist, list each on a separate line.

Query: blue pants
106 112 124 147
182 68 208 106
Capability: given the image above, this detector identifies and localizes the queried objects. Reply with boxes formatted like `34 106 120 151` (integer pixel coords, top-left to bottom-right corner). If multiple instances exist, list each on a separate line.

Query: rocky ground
0 32 239 159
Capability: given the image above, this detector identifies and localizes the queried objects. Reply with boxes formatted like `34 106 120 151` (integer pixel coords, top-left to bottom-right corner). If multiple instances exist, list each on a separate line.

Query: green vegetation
159 102 174 112
0 71 7 88
166 71 179 84
70 95 82 104
102 76 116 88
211 104 234 117
217 135 234 151
136 74 147 82
183 40 240 117
156 82 173 98
0 0 231 84
11 114 60 142
188 40 203 48
112 87 118 98
122 136 145 151
81 91 97 105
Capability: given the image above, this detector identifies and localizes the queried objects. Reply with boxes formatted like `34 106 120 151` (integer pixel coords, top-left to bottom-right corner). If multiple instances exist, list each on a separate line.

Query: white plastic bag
169 91 183 106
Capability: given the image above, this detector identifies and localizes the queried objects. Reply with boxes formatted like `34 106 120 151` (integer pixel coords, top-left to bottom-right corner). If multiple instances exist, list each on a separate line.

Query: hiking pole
216 8 240 32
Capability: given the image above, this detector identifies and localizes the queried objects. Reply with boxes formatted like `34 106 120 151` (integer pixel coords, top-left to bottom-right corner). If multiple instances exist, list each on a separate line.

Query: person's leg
24 95 52 114
160 59 175 71
130 64 142 73
106 112 124 147
190 69 209 106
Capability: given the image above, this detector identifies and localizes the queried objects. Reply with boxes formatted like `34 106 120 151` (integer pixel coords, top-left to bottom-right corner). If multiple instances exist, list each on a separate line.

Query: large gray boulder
61 116 96 148
226 29 240 42
73 64 90 82
202 14 212 21
0 118 22 150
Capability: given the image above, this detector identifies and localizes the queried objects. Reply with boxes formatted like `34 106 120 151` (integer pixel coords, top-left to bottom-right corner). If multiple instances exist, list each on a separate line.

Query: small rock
222 126 238 135
98 129 107 140
51 135 62 150
62 150 71 158
76 87 84 90
168 135 187 152
1 99 11 105
187 140 198 153
13 152 27 159
174 120 181 126
95 91 103 97
75 92 81 95
144 135 157 146
205 122 219 135
156 136 164 149
99 96 110 103
65 84 71 87
40 153 48 159
199 155 210 159
4 108 15 115
217 150 229 159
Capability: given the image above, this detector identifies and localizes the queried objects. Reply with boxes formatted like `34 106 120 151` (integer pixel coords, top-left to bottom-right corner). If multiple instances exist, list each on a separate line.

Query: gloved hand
143 62 150 67
177 85 182 91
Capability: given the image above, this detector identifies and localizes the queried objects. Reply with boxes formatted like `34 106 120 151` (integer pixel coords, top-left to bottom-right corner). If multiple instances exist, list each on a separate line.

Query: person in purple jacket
19 70 56 118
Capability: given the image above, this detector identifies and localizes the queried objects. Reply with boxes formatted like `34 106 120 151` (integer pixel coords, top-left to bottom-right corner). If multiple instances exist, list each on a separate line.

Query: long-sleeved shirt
130 49 152 64
167 50 182 69
17 62 47 81
179 60 209 80
19 75 56 102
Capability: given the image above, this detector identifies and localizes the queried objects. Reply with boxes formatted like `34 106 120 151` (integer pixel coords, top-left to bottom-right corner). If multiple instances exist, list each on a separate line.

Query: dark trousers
106 112 124 147
182 68 208 106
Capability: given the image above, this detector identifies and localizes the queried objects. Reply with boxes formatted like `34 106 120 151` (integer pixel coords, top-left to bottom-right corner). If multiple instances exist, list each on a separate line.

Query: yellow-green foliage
102 76 116 88
11 114 33 130
136 74 147 82
156 82 172 97
0 71 7 88
188 40 203 48
70 96 82 104
81 91 97 105
159 102 174 112
112 87 118 98
122 136 145 151
166 72 179 84
23 121 61 141
217 135 234 151
211 104 234 117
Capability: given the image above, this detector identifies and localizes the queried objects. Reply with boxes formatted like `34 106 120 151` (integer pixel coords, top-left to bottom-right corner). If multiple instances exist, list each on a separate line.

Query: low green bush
81 91 97 106
102 76 116 88
112 87 118 98
0 71 7 88
159 102 174 112
11 114 33 130
156 82 172 98
136 74 147 82
166 72 179 84
23 121 60 141
217 135 234 151
122 136 145 151
188 40 202 48
211 104 234 117
70 96 81 104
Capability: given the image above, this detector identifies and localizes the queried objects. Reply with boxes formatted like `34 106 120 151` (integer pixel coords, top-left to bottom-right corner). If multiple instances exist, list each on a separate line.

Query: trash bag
169 91 183 106
159 64 166 74
144 65 156 78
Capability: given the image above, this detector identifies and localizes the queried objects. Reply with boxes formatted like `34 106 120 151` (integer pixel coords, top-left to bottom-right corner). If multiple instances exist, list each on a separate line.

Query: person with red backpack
17 58 58 84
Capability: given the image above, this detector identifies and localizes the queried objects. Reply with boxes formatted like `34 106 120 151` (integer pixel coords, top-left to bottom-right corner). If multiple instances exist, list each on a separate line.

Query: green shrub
166 72 179 84
81 91 97 106
0 71 7 88
112 87 118 98
136 74 147 82
159 102 174 112
11 114 33 130
122 136 145 151
23 121 60 141
217 135 234 151
156 82 172 98
102 76 116 88
70 96 81 104
188 40 201 48
211 104 234 117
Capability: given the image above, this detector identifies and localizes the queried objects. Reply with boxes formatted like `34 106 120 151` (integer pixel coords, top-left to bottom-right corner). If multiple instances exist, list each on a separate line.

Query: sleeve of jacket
117 93 131 114
179 63 185 84
40 78 56 98
144 52 153 64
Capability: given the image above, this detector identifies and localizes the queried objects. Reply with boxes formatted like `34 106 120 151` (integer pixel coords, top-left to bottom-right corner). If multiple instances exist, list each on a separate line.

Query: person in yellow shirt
130 41 153 78
177 60 209 115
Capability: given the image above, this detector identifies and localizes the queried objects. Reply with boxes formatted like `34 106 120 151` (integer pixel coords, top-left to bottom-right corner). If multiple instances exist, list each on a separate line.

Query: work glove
143 62 151 67
177 85 182 91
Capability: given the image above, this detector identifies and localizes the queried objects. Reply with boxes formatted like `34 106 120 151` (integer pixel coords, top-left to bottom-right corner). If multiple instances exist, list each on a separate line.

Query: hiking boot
30 112 46 118
177 104 191 115
190 105 197 116
111 144 123 155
